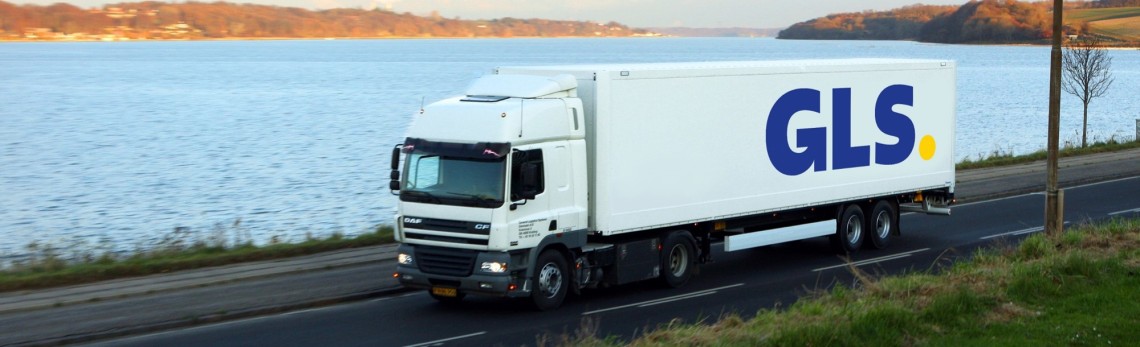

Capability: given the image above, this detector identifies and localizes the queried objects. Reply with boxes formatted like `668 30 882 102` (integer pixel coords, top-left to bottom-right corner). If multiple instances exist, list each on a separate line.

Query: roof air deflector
465 74 577 98
461 95 510 102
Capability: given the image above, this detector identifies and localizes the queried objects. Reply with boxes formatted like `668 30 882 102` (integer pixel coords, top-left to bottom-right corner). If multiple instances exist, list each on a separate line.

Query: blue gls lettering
766 88 827 176
767 84 917 176
874 85 915 165
832 88 870 170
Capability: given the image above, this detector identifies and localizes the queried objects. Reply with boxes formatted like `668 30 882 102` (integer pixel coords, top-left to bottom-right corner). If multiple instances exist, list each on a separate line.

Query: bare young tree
1061 36 1114 148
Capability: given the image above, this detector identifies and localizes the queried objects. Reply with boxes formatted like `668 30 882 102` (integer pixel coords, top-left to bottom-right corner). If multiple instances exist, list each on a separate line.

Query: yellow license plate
431 287 458 297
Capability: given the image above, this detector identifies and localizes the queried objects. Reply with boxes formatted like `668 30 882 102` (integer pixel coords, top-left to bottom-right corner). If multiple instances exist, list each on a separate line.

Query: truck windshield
400 139 509 208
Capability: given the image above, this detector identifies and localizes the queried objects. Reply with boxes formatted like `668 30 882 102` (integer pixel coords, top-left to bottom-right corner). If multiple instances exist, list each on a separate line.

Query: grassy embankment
956 137 1140 170
1 138 1136 292
563 217 1140 346
1068 7 1140 43
0 225 393 292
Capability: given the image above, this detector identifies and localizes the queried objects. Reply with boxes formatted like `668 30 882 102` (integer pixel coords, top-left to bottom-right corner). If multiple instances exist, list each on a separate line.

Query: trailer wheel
866 200 898 250
532 249 569 311
659 231 696 288
831 204 865 253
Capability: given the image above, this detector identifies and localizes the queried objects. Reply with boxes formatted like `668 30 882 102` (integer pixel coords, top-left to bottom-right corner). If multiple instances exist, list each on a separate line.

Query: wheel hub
537 263 562 298
876 211 891 238
668 244 688 277
846 215 862 244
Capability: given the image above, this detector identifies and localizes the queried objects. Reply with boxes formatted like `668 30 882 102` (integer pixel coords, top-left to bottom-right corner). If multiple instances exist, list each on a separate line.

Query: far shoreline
0 35 673 43
4 35 1135 48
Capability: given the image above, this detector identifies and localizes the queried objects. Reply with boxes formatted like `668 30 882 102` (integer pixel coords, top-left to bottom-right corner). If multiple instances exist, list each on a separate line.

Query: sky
18 0 976 28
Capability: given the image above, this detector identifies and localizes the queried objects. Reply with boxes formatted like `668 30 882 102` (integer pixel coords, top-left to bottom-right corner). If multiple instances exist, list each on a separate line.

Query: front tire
659 231 696 288
532 249 569 311
866 200 898 250
831 204 865 253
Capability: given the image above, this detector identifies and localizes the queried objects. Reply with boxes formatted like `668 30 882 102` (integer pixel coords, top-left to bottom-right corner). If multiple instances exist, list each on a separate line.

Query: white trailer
390 59 956 310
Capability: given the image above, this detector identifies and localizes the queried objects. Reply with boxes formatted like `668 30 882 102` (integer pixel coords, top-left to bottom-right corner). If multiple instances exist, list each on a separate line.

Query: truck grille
401 216 491 246
419 218 477 234
416 246 477 277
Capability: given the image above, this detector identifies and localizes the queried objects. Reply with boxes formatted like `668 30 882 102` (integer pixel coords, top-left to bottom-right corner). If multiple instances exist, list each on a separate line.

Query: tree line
1089 0 1140 7
0 1 647 40
777 4 957 41
779 0 1135 43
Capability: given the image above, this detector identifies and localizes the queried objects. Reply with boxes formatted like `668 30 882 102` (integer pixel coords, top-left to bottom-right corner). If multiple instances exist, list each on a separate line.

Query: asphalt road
89 176 1140 347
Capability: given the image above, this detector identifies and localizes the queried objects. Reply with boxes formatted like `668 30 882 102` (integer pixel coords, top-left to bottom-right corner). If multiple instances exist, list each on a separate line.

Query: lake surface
1 38 1137 261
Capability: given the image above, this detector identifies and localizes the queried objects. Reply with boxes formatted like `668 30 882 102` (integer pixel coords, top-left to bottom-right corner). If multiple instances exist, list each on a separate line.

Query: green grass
956 137 1140 170
1091 17 1140 42
1067 7 1140 23
562 217 1140 346
1066 7 1140 42
0 225 394 292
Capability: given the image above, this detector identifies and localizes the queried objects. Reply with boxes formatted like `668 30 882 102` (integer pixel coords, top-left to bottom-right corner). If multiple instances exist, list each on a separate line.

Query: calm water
1 38 1138 261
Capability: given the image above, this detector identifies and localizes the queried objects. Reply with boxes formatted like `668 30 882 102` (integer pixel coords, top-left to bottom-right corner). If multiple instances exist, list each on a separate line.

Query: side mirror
389 144 402 194
390 145 402 170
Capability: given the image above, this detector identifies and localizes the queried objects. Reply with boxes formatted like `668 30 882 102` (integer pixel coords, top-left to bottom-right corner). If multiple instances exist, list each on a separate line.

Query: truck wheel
831 204 865 253
866 200 898 250
660 231 695 288
532 249 569 311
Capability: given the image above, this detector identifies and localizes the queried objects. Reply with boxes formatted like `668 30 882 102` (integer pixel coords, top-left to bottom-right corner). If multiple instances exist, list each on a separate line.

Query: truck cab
391 74 590 309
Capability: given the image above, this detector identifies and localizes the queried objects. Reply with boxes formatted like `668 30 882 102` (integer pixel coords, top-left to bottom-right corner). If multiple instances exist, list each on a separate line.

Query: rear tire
866 200 898 250
831 204 865 253
659 231 696 288
531 249 569 311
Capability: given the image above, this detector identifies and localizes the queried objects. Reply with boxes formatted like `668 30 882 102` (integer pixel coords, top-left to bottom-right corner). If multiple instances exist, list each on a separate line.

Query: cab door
507 147 553 248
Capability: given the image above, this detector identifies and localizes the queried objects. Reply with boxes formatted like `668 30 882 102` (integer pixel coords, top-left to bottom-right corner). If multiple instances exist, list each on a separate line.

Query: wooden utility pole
1046 0 1064 234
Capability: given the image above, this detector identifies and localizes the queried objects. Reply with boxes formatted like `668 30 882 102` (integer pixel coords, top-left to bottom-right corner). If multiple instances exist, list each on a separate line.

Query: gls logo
766 85 937 176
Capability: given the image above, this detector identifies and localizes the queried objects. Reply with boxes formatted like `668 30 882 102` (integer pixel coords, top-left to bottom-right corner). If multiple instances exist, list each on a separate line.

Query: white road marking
636 291 718 308
980 221 1071 240
980 226 1043 240
952 192 1036 208
1108 207 1140 216
581 283 744 315
371 291 422 303
285 307 325 316
811 248 930 272
951 175 1140 209
1066 176 1140 189
403 331 486 347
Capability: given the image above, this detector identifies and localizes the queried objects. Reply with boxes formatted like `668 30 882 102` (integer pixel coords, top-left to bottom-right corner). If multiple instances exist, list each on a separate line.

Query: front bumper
393 244 529 298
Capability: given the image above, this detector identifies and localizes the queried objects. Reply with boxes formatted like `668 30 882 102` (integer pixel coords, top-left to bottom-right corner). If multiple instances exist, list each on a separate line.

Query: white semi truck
390 59 956 310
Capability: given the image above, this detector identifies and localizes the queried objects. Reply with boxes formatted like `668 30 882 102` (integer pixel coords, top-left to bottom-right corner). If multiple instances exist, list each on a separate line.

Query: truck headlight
480 261 507 273
397 253 413 265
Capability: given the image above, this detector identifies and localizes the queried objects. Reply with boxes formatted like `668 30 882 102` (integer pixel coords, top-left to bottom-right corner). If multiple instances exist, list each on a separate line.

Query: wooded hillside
0 1 648 40
778 5 956 40
918 0 1052 43
779 0 1140 44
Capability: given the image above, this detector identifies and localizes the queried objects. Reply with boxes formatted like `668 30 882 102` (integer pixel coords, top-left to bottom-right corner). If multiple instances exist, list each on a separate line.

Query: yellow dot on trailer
919 135 936 160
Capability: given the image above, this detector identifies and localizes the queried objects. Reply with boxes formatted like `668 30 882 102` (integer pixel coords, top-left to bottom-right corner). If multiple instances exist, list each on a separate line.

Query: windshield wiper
441 192 501 206
402 190 443 204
